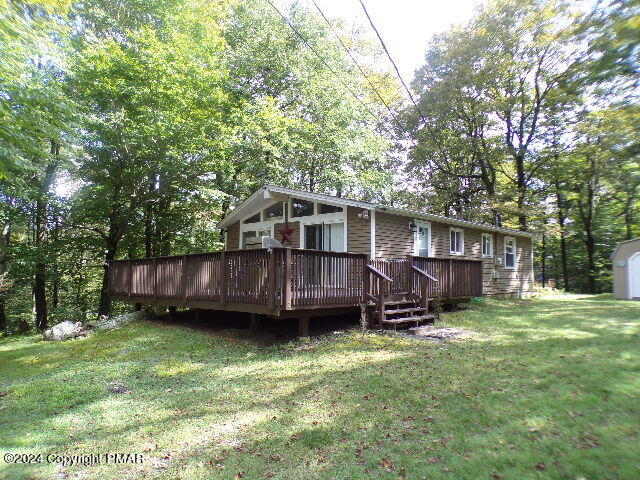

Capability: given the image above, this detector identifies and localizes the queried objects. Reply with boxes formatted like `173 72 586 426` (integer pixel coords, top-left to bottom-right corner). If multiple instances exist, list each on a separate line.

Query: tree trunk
554 180 570 291
144 174 155 257
0 217 11 331
541 223 547 287
97 243 117 318
515 153 528 231
33 140 59 330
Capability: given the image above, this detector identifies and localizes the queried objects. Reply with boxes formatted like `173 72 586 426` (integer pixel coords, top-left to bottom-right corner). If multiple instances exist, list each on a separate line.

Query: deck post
182 254 188 303
283 248 292 310
152 257 157 301
363 258 370 303
378 278 386 330
267 249 276 311
298 314 309 340
220 251 227 307
128 259 132 300
249 313 259 330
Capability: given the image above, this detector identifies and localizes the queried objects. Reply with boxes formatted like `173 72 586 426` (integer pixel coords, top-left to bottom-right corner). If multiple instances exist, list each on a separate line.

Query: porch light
408 221 417 232
357 209 370 220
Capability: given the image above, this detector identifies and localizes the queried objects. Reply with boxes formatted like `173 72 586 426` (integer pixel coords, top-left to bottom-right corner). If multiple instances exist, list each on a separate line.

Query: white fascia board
374 206 536 239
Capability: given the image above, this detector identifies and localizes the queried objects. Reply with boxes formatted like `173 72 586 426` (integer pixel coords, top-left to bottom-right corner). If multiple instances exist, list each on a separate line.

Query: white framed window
504 236 516 269
240 227 273 248
450 228 464 255
303 221 345 252
413 220 431 257
263 202 283 221
482 233 493 258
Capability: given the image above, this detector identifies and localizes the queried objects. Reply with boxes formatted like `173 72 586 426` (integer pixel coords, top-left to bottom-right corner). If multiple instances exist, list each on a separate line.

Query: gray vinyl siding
374 211 533 296
347 206 371 255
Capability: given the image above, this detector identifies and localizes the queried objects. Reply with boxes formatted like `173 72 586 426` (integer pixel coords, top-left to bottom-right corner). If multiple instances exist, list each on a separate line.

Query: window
304 223 345 252
482 233 493 258
241 229 271 248
263 202 283 221
291 198 314 217
413 221 431 257
450 228 464 255
243 212 261 224
318 203 343 214
504 236 516 268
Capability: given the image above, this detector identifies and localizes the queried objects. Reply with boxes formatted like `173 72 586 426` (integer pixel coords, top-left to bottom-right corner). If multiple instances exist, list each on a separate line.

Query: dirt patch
406 326 478 342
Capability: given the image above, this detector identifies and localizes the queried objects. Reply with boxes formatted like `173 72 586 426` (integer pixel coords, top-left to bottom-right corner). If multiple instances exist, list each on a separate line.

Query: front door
414 221 431 257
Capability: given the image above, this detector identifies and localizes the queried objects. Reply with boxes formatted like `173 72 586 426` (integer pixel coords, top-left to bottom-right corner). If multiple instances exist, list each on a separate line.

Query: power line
309 0 403 130
356 0 427 124
357 0 456 172
263 0 383 124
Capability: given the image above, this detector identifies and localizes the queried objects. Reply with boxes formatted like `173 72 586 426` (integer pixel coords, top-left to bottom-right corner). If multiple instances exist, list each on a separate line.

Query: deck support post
378 279 386 330
194 308 202 323
298 314 309 341
168 306 177 320
220 251 227 307
284 248 292 310
134 303 142 311
249 313 259 330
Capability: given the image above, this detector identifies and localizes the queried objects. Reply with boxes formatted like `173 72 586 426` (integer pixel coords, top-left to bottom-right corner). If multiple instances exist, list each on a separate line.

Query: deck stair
371 298 435 331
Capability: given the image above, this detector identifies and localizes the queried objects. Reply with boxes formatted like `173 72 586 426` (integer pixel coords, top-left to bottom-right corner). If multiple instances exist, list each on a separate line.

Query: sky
297 0 483 82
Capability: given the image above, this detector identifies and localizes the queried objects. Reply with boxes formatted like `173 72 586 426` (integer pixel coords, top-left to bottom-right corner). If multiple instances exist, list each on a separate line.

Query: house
612 238 640 300
108 185 534 336
219 185 534 298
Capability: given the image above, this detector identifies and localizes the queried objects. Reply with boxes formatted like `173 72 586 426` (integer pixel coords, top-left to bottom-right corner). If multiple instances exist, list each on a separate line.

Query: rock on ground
43 321 88 341
92 310 146 331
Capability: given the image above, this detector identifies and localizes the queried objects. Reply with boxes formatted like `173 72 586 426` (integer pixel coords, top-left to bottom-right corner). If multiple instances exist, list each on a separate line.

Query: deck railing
109 248 369 312
108 249 483 313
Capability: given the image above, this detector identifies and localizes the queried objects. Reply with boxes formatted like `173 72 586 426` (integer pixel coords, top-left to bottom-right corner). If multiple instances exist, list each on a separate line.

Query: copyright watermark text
3 452 144 467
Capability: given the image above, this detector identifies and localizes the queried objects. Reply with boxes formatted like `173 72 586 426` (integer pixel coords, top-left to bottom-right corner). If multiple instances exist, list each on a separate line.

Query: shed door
631 254 640 298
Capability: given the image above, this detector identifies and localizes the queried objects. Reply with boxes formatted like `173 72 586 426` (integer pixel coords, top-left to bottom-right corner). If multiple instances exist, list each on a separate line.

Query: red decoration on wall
279 224 295 244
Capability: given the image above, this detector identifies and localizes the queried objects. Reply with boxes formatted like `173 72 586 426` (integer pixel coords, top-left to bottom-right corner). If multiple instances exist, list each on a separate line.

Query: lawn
1 293 638 480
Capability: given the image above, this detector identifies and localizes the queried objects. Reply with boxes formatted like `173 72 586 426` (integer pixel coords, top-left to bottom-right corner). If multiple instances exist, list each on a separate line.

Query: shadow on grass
0 294 638 479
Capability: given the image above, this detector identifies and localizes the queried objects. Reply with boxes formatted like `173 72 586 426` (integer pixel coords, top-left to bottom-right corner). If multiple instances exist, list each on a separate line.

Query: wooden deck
108 248 483 317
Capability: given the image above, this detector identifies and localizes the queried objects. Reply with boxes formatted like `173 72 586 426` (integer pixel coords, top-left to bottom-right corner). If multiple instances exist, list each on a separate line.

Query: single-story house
108 185 534 334
612 238 640 300
219 185 534 298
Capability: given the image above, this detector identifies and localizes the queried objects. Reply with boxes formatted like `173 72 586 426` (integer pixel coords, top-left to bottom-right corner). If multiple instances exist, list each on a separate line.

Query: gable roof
611 237 640 259
217 185 536 238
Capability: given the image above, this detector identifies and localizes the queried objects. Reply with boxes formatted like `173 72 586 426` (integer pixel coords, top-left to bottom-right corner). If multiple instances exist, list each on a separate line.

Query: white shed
612 238 640 300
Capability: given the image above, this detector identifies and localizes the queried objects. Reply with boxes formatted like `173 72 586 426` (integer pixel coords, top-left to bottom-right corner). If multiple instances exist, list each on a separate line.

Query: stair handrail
366 264 393 329
411 265 438 309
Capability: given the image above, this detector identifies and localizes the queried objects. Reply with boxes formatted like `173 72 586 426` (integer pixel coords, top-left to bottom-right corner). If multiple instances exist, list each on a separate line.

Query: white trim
629 252 640 299
413 220 432 257
370 209 376 259
504 236 516 269
449 227 464 255
481 232 493 258
217 185 535 238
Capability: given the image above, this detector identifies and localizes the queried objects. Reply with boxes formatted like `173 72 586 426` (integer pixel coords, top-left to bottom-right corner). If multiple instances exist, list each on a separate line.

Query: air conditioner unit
245 236 283 249
262 237 283 248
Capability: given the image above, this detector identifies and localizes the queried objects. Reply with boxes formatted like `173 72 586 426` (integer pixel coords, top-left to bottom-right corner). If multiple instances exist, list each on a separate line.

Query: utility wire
263 0 382 124
356 0 428 123
309 0 403 130
357 0 457 172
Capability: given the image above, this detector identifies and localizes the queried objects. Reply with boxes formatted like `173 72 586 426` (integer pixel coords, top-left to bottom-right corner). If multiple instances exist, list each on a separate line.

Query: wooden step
373 307 426 316
381 300 416 306
382 314 435 324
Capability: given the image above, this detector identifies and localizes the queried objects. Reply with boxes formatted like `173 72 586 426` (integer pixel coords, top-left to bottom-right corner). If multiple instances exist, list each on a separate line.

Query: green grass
1 293 639 479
